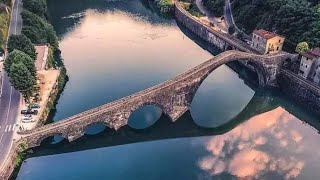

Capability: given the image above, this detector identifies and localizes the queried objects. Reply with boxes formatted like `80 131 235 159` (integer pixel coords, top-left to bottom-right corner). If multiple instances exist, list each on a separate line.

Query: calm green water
16 0 320 179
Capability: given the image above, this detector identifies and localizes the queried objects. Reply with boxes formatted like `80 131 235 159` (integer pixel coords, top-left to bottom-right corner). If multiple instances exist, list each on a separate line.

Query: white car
22 115 35 123
0 53 4 62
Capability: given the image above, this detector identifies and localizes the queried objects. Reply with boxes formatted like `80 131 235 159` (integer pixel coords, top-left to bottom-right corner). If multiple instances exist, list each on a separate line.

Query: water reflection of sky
198 107 320 179
18 108 320 180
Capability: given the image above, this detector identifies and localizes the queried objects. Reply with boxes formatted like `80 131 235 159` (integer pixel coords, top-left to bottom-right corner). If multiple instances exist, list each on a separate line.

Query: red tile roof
253 29 283 40
303 48 320 59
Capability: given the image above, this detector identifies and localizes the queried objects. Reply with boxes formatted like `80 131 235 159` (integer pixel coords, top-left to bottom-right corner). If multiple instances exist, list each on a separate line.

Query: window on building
279 39 281 43
276 47 279 51
301 63 303 66
299 70 304 75
306 65 308 68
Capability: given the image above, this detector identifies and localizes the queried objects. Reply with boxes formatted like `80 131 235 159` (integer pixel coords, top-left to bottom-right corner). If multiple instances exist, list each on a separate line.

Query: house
251 29 285 54
299 48 320 83
34 44 49 71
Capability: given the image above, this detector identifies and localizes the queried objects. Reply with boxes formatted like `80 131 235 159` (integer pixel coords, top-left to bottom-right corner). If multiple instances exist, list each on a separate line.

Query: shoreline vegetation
6 0 67 179
152 0 174 14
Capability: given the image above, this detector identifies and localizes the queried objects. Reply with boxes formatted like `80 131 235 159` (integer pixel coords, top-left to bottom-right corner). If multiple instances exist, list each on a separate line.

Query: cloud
228 149 270 178
197 107 305 179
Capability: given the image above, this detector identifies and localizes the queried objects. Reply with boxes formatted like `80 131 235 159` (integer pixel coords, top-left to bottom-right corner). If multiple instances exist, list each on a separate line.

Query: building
251 29 285 54
299 48 320 84
0 51 4 62
34 44 49 71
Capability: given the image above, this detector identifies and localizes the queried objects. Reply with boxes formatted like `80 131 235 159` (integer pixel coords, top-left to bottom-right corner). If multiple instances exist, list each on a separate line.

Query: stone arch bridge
18 50 295 148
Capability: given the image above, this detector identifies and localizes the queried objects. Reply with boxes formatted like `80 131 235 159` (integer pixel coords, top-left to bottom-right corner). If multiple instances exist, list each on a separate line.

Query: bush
153 0 174 14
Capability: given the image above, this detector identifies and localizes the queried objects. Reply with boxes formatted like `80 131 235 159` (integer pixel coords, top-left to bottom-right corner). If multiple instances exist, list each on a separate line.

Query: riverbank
0 68 66 180
0 0 68 179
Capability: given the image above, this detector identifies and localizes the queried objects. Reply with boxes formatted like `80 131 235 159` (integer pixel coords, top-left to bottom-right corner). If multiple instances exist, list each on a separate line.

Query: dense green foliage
7 34 36 59
5 50 37 99
183 1 205 17
296 42 310 54
23 0 47 19
21 10 58 49
202 0 224 17
4 50 36 77
153 0 174 14
231 0 320 48
9 62 36 100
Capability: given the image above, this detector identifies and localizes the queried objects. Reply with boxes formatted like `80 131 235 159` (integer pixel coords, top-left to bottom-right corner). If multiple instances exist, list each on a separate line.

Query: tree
4 50 36 77
7 34 36 59
21 10 58 49
228 26 236 35
203 0 225 17
23 0 47 19
295 42 310 54
230 0 318 50
8 62 36 101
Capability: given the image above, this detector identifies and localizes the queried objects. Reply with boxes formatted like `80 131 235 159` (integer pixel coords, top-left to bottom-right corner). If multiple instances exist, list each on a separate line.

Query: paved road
0 0 22 167
224 0 251 41
195 0 228 33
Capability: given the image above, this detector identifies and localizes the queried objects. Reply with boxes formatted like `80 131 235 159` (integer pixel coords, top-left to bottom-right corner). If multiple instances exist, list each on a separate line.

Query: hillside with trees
202 0 224 17
231 0 320 49
201 0 320 50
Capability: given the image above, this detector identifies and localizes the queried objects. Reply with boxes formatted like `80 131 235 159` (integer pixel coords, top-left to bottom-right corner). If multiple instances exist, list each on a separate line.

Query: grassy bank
0 1 10 52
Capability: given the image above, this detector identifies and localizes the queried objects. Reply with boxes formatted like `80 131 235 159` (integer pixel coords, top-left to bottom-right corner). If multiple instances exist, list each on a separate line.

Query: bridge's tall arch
188 57 265 127
187 55 268 107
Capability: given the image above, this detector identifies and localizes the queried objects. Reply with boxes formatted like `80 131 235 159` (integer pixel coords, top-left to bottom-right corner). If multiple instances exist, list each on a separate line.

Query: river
16 0 320 179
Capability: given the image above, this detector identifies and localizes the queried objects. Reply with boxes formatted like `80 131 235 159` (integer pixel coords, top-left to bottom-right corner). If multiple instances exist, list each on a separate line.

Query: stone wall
174 2 257 53
278 69 320 115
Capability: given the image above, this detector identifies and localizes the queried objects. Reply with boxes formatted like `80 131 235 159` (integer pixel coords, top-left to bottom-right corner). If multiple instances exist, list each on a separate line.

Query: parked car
22 115 33 122
21 109 38 115
22 118 35 123
29 104 40 109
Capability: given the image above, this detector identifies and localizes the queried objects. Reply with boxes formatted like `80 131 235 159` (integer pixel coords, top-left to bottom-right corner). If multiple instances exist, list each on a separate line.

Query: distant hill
231 0 320 49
